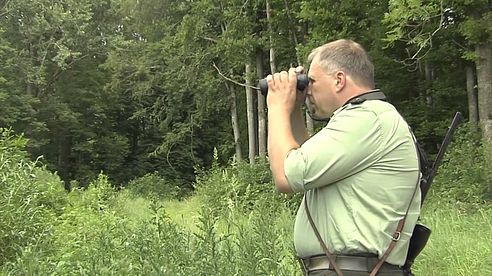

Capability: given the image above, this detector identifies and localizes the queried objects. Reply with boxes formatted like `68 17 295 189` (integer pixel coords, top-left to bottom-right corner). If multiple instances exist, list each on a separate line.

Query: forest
1 0 491 275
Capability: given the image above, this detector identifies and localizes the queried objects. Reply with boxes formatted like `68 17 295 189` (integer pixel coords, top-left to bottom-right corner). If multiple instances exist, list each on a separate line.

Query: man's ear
335 71 346 92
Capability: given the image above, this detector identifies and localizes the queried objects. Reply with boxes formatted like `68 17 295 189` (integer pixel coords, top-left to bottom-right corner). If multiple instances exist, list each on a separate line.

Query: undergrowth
1 126 490 275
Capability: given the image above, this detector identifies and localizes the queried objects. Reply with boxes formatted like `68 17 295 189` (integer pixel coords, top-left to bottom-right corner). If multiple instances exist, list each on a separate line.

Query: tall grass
413 203 492 275
163 196 203 232
1 127 491 275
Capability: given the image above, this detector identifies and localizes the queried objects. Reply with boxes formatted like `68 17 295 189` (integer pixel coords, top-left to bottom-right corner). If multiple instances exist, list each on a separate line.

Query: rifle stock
405 223 431 270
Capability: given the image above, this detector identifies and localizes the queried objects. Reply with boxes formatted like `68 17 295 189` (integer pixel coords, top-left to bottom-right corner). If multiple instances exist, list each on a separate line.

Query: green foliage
383 0 441 46
65 173 118 212
0 135 490 275
228 197 299 275
194 156 301 215
2 0 491 274
383 0 491 78
397 97 462 154
2 161 299 275
2 0 485 194
126 172 180 200
0 128 66 265
414 203 492 275
429 123 491 209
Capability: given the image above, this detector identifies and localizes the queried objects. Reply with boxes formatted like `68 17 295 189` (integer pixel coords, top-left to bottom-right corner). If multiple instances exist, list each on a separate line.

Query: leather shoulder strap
304 196 344 276
369 127 421 276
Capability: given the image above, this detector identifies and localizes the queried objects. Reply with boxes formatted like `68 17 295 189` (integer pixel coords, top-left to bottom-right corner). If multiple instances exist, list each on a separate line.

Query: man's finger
295 66 304 74
279 71 288 83
289 67 297 80
274 72 282 82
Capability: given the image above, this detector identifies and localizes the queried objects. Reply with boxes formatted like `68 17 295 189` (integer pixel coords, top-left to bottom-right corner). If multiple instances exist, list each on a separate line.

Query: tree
245 64 256 164
0 0 124 188
224 79 243 161
384 0 492 142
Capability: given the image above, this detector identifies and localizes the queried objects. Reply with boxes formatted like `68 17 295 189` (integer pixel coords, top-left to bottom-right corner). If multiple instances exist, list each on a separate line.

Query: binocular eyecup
258 74 309 96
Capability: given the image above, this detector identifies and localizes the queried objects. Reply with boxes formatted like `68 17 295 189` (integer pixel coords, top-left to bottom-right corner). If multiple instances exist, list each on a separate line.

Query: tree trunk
57 130 72 191
283 0 300 65
225 80 242 161
256 49 267 157
245 63 256 164
476 43 492 142
266 0 276 74
424 61 434 106
217 6 243 161
466 65 479 124
476 42 492 193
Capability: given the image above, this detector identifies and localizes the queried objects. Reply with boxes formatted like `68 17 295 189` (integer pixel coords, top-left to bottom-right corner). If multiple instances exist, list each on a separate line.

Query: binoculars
258 74 309 96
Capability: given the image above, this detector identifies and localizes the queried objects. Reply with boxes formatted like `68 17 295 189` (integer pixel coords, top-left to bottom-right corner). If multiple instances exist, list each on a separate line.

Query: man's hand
266 68 299 114
266 67 306 193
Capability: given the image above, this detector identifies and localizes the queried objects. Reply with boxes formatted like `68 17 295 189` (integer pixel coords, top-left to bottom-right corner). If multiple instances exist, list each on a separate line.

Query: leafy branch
212 62 259 90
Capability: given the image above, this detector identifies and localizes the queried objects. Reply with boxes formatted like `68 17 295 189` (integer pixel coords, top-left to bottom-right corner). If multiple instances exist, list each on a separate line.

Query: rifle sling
368 129 421 275
304 198 344 276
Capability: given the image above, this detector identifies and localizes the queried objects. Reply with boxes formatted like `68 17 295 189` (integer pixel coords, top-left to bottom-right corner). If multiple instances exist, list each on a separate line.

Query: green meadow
1 128 491 275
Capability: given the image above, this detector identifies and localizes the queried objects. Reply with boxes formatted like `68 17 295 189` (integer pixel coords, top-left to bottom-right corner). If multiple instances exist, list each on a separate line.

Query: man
265 39 421 276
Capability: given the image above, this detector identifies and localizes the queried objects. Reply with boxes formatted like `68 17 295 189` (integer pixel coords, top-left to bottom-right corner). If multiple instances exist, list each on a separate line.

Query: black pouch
404 223 432 269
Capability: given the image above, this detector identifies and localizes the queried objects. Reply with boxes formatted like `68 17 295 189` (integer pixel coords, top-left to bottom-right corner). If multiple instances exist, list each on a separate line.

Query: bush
429 123 491 209
194 156 301 215
0 128 66 265
2 132 488 275
4 194 197 275
126 172 180 200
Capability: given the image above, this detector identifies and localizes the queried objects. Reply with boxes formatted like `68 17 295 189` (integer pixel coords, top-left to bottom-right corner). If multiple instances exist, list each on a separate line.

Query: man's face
306 58 339 120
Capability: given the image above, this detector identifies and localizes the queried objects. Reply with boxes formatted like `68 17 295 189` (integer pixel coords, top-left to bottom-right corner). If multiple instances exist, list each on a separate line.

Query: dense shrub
429 123 491 209
2 126 490 275
126 172 180 200
2 174 187 274
194 156 301 215
186 198 299 276
0 128 66 266
3 182 300 275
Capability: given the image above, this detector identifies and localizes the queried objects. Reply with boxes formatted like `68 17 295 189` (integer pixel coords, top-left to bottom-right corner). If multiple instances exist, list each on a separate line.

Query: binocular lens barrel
258 74 309 96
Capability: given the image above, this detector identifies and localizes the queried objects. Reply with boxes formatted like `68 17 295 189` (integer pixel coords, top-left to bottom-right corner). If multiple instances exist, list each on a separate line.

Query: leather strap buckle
392 231 401 241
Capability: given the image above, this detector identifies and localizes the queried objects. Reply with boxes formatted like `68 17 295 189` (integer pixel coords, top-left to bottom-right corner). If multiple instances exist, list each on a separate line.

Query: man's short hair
308 39 375 88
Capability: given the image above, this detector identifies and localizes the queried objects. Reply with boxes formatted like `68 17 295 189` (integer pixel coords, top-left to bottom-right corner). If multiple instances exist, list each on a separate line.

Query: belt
299 254 402 274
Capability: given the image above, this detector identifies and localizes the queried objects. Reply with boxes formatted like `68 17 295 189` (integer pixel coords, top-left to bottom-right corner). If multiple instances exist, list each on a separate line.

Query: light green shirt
285 100 421 266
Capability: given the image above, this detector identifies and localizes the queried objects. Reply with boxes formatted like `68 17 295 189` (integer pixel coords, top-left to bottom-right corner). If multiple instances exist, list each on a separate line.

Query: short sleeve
284 149 308 192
